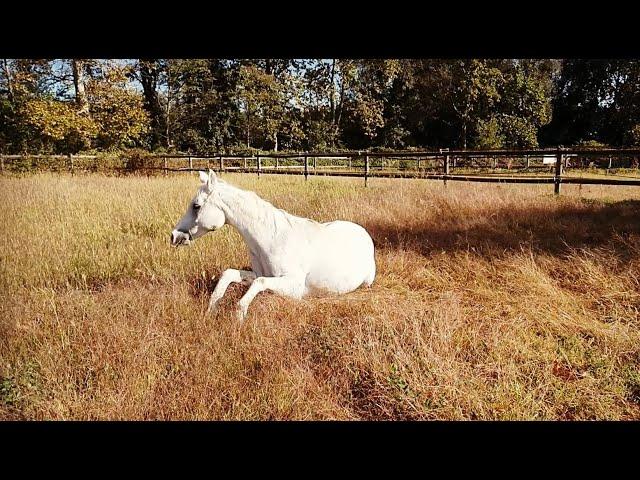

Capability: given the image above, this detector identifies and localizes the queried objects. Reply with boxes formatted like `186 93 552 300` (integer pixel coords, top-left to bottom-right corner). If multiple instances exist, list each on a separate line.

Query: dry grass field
1 172 640 420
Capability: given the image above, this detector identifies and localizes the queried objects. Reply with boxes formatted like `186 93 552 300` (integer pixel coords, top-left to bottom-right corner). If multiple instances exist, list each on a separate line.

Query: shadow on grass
187 266 253 300
366 199 640 259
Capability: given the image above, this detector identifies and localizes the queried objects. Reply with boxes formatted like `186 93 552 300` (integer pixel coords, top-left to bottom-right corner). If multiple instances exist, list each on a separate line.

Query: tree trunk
72 59 90 115
334 69 346 144
330 59 336 125
1 59 14 102
462 121 467 149
139 59 168 148
246 111 250 149
273 131 278 152
165 90 171 149
165 60 177 149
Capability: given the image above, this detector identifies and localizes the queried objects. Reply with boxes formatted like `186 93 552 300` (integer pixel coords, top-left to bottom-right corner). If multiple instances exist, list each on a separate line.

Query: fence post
440 148 450 187
349 157 352 169
188 156 193 170
313 156 317 170
608 155 612 170
554 147 563 195
219 155 223 173
164 156 167 176
1 155 4 173
445 155 450 186
304 155 309 181
69 154 74 174
276 156 279 169
244 157 247 169
365 154 370 187
257 155 261 177
525 155 530 168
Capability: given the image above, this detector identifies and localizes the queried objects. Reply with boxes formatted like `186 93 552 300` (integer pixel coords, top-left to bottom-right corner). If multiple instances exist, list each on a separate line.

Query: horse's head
170 169 226 247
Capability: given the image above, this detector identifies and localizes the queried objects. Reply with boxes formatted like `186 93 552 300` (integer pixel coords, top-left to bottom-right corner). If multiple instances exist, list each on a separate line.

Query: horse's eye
193 204 201 210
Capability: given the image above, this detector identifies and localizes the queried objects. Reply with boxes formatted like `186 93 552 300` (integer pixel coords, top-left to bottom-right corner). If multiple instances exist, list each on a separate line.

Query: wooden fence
3 148 640 195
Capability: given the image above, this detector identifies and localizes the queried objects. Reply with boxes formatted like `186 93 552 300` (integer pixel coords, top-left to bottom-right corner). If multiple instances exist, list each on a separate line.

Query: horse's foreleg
235 275 305 322
206 269 256 315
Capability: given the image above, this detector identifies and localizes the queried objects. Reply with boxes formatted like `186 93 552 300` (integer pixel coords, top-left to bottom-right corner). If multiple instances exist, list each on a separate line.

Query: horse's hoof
206 295 222 316
206 302 218 316
235 305 247 323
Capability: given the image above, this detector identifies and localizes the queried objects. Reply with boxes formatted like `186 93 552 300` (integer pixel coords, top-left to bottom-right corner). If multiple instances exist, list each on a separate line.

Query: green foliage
627 125 640 146
1 375 19 407
237 64 287 149
474 116 505 148
575 139 608 148
495 60 555 147
1 60 149 154
168 59 241 153
0 58 638 154
543 60 640 146
87 65 149 150
23 98 97 150
496 114 540 148
342 60 401 145
449 60 503 147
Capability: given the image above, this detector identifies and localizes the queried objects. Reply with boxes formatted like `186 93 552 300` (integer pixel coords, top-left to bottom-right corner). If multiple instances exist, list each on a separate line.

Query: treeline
1 59 639 155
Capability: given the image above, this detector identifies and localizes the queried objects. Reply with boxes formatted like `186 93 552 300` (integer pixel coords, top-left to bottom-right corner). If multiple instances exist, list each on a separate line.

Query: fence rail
3 148 640 194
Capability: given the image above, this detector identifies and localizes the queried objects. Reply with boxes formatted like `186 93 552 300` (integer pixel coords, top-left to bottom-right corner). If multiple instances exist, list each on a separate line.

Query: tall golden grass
1 172 639 420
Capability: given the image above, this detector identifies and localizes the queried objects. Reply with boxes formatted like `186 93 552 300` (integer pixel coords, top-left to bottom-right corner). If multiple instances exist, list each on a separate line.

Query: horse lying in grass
170 170 376 321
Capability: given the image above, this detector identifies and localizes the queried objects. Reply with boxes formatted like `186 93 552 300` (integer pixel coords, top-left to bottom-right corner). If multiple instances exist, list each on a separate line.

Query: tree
22 97 97 152
300 59 340 149
603 60 640 146
484 59 556 148
1 58 637 154
133 59 167 149
448 60 503 148
236 64 288 150
86 61 149 150
168 59 241 153
541 60 613 146
337 59 401 149
237 59 308 151
71 59 90 115
0 59 84 153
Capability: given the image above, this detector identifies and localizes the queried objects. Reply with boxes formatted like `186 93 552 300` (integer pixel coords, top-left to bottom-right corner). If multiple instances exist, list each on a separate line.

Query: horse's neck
218 183 285 252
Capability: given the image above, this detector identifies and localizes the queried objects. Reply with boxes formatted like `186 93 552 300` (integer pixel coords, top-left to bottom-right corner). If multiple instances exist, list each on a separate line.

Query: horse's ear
198 170 209 184
207 169 218 190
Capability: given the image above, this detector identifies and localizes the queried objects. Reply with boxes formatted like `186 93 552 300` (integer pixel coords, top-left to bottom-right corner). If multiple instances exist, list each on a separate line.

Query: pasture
1 172 640 420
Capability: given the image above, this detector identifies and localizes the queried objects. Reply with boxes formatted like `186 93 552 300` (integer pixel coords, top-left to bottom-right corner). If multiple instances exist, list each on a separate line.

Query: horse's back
305 220 376 295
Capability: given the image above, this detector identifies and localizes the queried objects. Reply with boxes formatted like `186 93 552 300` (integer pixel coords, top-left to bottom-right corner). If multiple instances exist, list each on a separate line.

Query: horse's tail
363 265 376 287
363 248 376 287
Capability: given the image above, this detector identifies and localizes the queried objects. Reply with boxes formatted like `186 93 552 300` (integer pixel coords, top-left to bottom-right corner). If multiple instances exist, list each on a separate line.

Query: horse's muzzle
170 229 192 247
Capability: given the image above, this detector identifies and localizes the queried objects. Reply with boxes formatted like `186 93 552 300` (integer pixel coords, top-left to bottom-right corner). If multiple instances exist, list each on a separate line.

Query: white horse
170 170 376 321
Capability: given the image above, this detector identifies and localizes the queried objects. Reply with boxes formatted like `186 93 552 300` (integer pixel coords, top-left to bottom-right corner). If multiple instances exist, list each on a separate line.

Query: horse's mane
218 178 320 226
